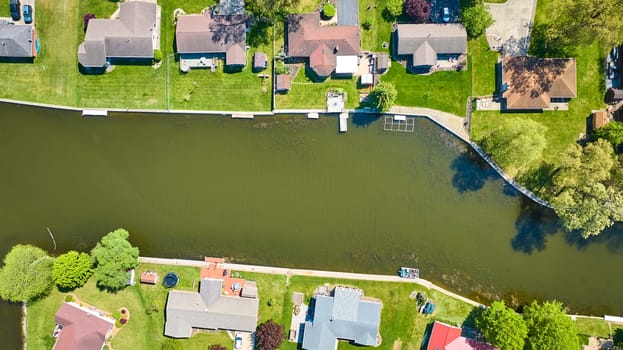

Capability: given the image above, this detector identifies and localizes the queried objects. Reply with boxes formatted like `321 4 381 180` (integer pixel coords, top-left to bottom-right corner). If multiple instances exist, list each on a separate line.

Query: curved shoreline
0 97 552 209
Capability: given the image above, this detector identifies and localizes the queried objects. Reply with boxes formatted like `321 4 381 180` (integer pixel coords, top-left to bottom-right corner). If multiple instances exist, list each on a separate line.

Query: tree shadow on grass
450 151 497 193
511 197 561 254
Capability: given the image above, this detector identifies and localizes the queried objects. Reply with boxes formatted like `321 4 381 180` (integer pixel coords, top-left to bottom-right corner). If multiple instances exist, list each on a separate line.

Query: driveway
485 0 537 56
234 332 254 350
429 0 460 23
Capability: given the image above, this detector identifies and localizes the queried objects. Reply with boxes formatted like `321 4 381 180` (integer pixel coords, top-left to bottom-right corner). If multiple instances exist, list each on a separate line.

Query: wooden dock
82 109 108 117
339 112 348 132
231 113 254 119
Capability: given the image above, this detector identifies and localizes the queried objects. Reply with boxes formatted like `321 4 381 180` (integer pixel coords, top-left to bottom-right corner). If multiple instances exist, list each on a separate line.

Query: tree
255 320 285 350
322 3 336 19
385 0 403 18
53 250 94 290
592 121 623 149
480 118 547 178
0 244 54 302
550 139 623 237
475 301 528 350
246 0 300 20
461 2 494 38
405 0 430 23
368 82 397 112
544 0 623 53
523 300 579 350
91 228 139 291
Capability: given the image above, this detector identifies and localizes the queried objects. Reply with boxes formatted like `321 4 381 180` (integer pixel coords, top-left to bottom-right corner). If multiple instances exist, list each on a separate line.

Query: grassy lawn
275 65 362 109
359 0 393 52
0 0 78 106
469 0 606 168
237 271 475 350
383 60 472 117
470 36 499 96
26 263 235 350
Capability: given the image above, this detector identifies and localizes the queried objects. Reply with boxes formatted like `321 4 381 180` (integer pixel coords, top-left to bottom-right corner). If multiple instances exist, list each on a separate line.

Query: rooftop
0 20 36 58
502 56 577 110
53 303 114 350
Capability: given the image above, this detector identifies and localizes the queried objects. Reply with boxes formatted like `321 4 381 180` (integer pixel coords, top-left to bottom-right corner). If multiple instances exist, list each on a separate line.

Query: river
1 103 622 348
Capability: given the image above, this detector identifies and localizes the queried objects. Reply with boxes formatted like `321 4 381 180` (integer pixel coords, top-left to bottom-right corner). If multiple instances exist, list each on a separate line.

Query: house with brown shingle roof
52 303 114 350
500 56 577 110
175 11 246 70
286 12 360 78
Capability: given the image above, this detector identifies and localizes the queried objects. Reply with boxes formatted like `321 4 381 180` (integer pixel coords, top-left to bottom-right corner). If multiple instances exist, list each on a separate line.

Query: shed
376 53 389 73
592 110 610 130
253 52 267 71
360 73 373 86
276 74 291 92
241 280 258 298
141 271 159 284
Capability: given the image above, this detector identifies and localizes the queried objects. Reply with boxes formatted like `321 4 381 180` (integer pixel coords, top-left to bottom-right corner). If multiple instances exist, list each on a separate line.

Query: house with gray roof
395 24 467 72
302 286 382 350
0 20 37 59
175 11 247 70
165 278 259 338
77 0 160 70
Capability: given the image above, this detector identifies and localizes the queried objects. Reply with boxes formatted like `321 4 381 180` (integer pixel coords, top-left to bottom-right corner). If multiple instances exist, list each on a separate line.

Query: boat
398 267 419 279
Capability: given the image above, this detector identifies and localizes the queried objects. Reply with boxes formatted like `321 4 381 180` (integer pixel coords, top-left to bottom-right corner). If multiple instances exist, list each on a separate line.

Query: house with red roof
52 303 114 350
426 321 498 350
285 12 360 78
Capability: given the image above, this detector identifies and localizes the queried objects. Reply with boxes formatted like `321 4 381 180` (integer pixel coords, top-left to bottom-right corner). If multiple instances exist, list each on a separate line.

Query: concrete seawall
138 256 483 307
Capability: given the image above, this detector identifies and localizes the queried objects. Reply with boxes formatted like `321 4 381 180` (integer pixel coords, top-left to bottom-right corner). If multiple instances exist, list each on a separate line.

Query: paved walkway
388 106 470 142
485 0 537 56
138 256 483 307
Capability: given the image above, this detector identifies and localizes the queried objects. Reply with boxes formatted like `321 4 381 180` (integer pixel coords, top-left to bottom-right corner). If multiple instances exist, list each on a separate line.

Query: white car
442 7 450 23
234 335 243 349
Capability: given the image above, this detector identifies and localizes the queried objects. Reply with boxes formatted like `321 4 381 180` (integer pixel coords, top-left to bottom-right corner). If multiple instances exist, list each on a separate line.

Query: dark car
10 0 21 21
23 4 32 24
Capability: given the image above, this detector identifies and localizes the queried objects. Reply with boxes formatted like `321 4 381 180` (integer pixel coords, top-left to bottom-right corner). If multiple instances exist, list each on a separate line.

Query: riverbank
23 257 623 350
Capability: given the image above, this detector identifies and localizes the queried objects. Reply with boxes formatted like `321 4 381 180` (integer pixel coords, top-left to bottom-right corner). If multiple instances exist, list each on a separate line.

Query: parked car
234 335 243 349
442 7 450 23
23 4 32 24
10 0 21 21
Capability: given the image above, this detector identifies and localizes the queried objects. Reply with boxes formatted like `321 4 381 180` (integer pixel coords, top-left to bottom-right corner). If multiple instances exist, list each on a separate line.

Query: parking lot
429 0 460 23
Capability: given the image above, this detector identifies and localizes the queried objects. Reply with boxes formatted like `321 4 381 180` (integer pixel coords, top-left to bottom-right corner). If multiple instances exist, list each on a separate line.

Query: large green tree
523 300 579 350
475 301 527 350
246 0 299 20
480 118 547 177
369 82 398 112
551 139 623 237
461 1 494 38
53 250 93 290
0 245 54 302
592 121 623 149
91 228 139 291
544 0 623 52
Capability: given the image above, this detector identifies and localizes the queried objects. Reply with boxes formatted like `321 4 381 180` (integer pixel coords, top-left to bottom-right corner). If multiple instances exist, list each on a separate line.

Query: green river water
1 103 622 348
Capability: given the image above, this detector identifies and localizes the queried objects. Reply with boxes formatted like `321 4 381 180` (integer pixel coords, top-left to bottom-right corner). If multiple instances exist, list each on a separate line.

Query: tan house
175 11 246 70
500 56 577 110
286 12 360 78
77 0 160 70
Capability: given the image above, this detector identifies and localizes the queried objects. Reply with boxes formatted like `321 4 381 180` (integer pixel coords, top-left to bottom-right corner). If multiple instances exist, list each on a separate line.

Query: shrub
119 318 127 325
322 3 336 19
209 345 227 350
64 294 74 302
84 13 96 31
405 0 430 23
115 319 123 328
362 20 372 30
275 61 287 75
153 49 163 63
120 308 127 314
112 310 121 320
267 298 275 306
256 320 285 350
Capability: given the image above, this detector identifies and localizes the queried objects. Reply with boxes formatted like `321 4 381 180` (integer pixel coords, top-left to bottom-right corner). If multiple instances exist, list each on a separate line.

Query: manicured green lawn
383 61 472 117
237 271 476 350
26 263 234 350
359 0 393 52
470 36 499 96
275 66 361 109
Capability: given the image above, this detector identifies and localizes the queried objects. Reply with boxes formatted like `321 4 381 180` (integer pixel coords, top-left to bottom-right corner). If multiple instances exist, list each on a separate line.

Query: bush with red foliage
208 345 227 350
255 320 285 350
119 318 127 325
405 0 430 23
84 13 96 31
